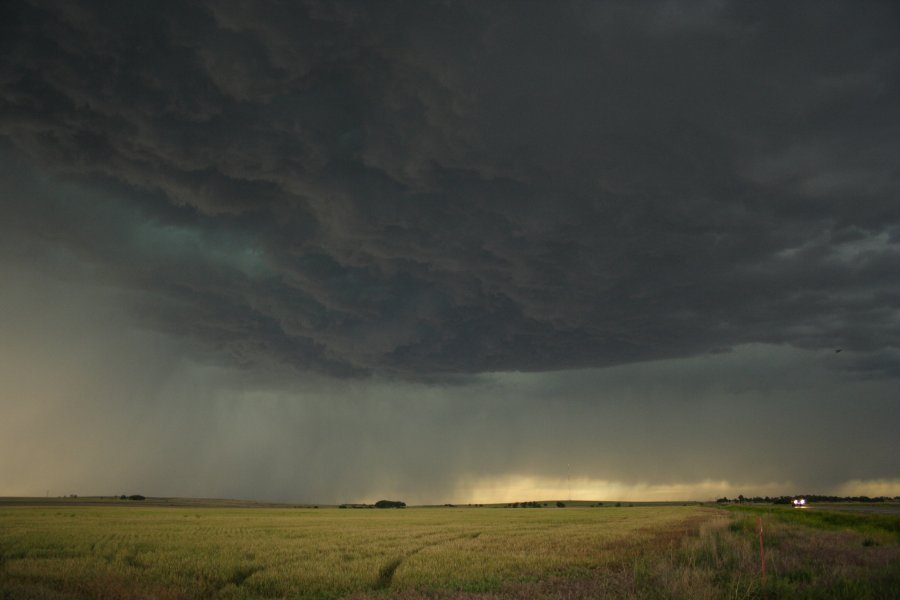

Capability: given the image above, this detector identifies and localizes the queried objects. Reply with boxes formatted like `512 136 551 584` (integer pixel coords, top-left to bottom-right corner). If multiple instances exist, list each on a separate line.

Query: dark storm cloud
1 0 898 378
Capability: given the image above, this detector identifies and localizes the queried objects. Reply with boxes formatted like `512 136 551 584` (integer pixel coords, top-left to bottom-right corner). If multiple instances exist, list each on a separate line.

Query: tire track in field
375 557 405 589
373 531 482 590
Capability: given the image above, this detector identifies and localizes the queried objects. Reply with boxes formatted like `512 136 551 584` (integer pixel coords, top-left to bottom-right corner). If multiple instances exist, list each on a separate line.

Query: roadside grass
1 504 898 599
631 511 900 600
723 504 900 543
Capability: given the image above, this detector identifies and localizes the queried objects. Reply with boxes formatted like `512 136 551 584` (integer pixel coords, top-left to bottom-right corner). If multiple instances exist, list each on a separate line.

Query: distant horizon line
3 493 898 508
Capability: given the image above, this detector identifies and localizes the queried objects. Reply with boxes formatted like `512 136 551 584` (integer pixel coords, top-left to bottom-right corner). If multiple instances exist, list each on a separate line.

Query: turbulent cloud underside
1 0 898 379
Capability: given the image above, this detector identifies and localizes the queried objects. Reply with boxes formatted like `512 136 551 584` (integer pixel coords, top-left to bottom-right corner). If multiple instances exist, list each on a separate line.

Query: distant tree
374 500 406 509
128 495 146 501
615 502 621 507
120 495 127 500
556 501 566 508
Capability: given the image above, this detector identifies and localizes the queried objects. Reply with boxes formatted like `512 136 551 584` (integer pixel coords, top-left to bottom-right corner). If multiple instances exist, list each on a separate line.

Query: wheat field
1 503 898 599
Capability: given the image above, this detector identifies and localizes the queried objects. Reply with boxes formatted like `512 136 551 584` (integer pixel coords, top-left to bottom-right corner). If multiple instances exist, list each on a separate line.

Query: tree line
339 499 406 509
716 494 899 504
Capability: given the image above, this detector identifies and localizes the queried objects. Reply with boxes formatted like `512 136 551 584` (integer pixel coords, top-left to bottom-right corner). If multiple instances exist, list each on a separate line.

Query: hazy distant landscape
2 498 898 599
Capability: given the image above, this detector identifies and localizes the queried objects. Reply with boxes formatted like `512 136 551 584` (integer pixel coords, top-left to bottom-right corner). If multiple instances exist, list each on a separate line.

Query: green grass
711 506 900 599
1 504 898 599
724 504 900 542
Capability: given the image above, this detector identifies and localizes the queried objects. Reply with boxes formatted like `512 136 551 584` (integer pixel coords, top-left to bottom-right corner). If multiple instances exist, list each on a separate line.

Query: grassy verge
723 504 900 543
685 505 900 599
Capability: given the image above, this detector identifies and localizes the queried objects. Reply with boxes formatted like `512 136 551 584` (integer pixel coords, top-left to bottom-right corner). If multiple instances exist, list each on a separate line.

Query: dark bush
374 500 406 508
556 501 565 508
128 495 146 501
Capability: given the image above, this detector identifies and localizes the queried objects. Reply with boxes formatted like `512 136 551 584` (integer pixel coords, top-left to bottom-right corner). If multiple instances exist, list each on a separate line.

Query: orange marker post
757 515 766 581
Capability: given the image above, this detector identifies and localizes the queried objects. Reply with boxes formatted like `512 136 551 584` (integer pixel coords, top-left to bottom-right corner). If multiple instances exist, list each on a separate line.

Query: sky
1 0 898 504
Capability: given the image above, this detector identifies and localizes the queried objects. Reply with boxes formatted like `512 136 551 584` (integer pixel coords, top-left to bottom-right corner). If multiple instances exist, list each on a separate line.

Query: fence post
757 515 766 590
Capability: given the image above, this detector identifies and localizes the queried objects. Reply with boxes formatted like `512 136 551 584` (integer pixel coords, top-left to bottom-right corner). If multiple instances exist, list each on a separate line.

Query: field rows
1 505 898 599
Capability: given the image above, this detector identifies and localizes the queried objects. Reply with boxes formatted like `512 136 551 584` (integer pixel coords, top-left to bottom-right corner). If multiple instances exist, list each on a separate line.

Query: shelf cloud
1 0 897 502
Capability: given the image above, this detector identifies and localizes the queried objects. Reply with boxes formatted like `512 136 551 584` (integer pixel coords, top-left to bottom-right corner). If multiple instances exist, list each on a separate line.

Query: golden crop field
1 503 898 599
